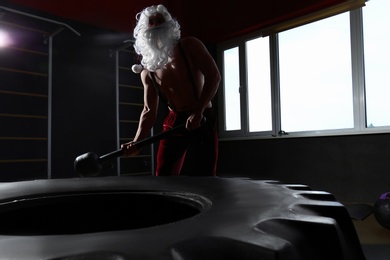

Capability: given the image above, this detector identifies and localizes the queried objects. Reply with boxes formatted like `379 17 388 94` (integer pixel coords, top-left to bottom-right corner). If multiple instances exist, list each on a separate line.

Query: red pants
156 108 218 176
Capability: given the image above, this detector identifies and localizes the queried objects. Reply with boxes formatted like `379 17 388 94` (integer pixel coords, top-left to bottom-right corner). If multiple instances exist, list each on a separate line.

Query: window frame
217 6 390 140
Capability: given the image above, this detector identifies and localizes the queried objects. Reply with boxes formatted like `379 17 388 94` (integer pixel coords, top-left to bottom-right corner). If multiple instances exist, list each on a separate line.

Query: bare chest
152 60 200 111
153 56 196 92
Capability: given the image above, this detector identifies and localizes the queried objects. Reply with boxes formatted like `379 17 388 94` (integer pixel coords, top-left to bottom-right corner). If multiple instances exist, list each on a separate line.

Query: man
121 5 221 176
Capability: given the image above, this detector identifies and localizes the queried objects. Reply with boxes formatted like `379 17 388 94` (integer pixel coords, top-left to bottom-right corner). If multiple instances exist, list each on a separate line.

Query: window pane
279 13 353 132
246 37 272 132
363 0 390 128
223 47 241 131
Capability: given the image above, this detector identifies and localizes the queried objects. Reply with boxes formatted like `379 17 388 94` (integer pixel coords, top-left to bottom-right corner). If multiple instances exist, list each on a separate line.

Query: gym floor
353 214 390 260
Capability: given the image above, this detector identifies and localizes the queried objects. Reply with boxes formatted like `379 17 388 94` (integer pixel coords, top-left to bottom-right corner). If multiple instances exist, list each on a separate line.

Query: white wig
133 5 181 72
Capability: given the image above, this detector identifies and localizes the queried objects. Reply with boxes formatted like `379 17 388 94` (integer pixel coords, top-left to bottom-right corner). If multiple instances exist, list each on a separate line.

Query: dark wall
51 26 129 179
217 133 390 204
0 1 133 180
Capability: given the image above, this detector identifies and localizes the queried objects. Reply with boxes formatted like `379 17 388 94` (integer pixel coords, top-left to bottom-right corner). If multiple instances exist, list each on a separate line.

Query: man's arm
184 37 221 129
133 70 159 142
122 70 159 156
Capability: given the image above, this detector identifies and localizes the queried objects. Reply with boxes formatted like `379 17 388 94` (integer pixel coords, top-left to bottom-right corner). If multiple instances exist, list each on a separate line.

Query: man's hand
121 141 141 157
186 112 204 131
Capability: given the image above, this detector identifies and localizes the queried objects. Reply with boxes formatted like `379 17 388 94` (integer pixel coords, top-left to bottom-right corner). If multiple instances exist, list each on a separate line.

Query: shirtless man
121 5 221 176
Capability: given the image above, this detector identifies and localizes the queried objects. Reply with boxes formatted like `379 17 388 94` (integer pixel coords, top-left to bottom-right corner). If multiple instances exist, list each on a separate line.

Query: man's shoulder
180 37 204 50
181 36 202 44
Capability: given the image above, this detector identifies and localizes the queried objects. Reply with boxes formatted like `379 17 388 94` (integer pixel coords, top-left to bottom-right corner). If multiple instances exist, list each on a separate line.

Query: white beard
134 21 180 71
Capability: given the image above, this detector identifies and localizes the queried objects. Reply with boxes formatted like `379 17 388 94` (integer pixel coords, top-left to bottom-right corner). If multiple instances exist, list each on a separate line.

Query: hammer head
74 152 102 177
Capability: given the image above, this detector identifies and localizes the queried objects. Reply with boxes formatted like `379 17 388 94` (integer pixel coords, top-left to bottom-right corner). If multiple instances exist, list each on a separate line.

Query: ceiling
4 0 345 44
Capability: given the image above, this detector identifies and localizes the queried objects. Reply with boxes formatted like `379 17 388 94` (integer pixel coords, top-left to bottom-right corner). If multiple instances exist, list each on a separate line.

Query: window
222 47 241 131
279 12 353 132
247 37 272 132
218 1 390 139
363 0 390 128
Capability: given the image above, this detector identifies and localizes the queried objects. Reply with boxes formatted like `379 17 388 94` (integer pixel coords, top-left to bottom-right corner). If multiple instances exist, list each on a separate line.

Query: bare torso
151 40 211 112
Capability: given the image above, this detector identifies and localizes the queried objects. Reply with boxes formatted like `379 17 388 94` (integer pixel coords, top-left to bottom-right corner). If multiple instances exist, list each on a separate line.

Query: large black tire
0 176 365 260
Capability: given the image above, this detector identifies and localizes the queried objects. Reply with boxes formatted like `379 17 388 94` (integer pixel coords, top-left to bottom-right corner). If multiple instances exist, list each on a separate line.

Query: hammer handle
99 123 186 162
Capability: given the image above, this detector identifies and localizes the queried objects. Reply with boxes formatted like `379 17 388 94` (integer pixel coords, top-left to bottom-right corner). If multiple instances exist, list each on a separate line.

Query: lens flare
0 30 10 48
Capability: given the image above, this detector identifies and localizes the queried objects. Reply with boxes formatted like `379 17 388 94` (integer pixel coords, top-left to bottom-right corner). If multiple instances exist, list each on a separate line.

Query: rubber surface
0 176 366 259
